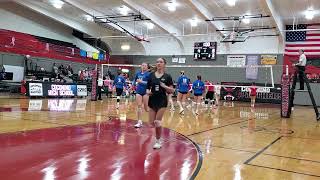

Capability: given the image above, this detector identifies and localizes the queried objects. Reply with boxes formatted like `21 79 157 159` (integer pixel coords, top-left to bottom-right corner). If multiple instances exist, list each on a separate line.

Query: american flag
285 24 320 56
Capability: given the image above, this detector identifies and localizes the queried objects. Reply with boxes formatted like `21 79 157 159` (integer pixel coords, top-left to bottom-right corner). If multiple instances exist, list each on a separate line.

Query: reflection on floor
0 97 319 179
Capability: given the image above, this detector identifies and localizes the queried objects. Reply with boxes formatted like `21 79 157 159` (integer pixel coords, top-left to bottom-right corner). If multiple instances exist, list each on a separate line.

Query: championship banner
261 55 277 65
227 55 246 67
221 82 282 104
246 55 259 80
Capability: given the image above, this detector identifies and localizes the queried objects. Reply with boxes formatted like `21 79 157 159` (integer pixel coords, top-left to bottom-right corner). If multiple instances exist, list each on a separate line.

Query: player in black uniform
147 58 174 149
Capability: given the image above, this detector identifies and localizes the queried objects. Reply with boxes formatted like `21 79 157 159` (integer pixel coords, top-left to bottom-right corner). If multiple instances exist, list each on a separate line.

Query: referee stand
289 66 320 121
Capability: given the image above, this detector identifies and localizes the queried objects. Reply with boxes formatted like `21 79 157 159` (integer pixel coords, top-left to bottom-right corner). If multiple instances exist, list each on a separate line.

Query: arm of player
160 82 175 94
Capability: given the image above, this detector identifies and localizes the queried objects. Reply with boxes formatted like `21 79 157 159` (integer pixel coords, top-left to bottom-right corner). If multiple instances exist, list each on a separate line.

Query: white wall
224 36 284 54
106 38 146 55
107 33 284 56
72 37 99 53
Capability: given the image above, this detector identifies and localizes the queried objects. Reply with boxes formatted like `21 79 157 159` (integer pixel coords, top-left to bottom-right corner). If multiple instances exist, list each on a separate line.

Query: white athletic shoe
170 107 175 111
153 139 162 149
179 109 185 115
134 120 143 128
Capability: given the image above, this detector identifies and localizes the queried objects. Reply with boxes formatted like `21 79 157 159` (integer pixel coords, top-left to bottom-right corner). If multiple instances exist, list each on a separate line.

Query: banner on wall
172 57 178 63
178 58 186 64
227 55 246 67
261 55 277 65
221 82 282 104
246 55 259 80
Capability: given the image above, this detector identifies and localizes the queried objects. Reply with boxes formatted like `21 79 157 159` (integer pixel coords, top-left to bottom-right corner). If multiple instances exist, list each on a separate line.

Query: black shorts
206 91 214 100
116 88 123 96
178 91 188 95
148 94 168 111
194 93 203 97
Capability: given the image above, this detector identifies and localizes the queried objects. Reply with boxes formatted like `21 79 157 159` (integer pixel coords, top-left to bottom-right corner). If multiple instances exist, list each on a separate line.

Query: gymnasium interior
0 0 320 179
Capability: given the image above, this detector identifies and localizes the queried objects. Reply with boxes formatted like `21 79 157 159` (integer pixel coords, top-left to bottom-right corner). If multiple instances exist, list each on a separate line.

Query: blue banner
246 55 259 80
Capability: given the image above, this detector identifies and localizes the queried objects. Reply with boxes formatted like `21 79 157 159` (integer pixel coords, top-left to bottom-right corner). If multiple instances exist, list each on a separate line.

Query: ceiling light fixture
243 14 250 24
190 18 198 27
167 1 177 12
121 44 130 51
305 8 316 20
50 0 64 9
226 0 237 7
84 15 94 22
146 22 155 29
119 6 130 16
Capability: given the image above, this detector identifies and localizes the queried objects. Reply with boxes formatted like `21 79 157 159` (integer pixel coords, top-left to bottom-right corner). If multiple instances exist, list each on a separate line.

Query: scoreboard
194 42 217 60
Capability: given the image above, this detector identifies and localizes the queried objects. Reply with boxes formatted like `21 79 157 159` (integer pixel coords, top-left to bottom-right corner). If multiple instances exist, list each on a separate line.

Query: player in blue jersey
113 71 126 109
134 62 151 128
176 71 190 115
192 75 205 115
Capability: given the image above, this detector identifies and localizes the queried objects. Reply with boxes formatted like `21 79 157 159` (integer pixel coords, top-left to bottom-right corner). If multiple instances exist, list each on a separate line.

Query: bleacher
0 29 106 64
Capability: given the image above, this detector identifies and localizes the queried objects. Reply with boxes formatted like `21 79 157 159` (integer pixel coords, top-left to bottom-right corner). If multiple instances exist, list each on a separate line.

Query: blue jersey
192 80 205 95
134 71 150 95
177 75 190 93
113 75 126 89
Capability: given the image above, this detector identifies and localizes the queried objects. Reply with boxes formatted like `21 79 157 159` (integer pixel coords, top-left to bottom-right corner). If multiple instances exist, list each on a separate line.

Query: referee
294 49 307 90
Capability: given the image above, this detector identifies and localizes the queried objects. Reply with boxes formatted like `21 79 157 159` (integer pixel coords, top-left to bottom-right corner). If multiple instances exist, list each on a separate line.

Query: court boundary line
244 136 282 164
246 164 320 178
186 119 248 136
170 129 203 180
262 153 320 164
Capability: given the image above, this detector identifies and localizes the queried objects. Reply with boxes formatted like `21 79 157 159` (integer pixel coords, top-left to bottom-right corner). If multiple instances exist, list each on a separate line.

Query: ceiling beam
14 0 113 37
63 0 132 34
122 0 184 51
186 0 224 36
260 0 285 40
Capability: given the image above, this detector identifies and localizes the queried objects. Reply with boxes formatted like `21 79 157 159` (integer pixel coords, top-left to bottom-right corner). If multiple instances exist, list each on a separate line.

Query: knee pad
117 96 120 102
154 120 161 127
205 99 209 104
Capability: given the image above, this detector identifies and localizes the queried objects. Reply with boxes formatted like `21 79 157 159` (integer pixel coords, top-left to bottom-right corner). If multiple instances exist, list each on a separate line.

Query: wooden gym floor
0 96 319 179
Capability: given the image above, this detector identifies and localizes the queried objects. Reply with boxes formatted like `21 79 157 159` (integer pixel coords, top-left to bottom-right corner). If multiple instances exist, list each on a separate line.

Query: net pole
270 65 275 88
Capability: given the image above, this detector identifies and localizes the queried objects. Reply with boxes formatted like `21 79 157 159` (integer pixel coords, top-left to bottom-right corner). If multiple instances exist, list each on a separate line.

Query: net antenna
101 64 284 89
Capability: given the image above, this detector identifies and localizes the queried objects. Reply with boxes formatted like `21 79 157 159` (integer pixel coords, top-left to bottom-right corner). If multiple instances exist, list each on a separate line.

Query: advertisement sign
261 55 277 65
48 84 77 96
221 82 282 104
77 85 88 96
29 83 43 96
227 55 246 67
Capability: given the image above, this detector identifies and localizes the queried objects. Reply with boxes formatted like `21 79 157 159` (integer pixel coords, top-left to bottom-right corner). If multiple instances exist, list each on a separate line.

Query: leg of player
177 92 184 114
134 94 143 128
153 108 166 149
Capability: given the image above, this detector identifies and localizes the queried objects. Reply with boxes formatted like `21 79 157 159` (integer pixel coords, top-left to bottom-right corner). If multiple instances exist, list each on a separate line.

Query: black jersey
147 72 173 96
147 72 173 111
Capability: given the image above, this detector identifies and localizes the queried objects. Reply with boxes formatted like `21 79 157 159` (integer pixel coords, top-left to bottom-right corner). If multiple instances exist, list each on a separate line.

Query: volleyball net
101 64 288 89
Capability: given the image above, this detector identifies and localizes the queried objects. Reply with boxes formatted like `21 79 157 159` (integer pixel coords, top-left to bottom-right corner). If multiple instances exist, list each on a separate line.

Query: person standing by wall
294 49 307 90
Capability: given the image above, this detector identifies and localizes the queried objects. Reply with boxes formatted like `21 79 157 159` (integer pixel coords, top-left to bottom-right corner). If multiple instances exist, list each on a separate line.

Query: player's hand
147 90 152 95
137 79 142 83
